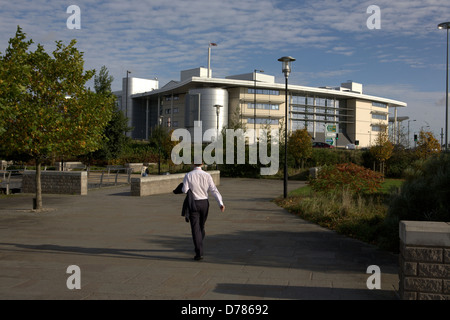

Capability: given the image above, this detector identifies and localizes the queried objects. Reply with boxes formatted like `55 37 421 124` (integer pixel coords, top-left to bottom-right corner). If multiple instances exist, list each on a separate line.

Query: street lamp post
254 69 264 143
125 70 131 135
438 22 450 152
408 119 416 149
214 104 223 138
214 105 223 169
158 116 163 175
278 56 296 198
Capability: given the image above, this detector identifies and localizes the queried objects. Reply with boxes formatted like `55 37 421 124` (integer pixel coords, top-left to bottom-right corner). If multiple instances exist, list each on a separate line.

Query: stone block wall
22 171 88 195
399 221 450 300
131 171 220 197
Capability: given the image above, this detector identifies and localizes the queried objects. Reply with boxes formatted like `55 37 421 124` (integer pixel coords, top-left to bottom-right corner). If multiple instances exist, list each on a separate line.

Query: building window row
372 125 387 132
164 107 179 114
372 113 387 121
248 88 280 95
292 95 341 108
372 102 387 108
164 95 180 101
247 103 280 110
247 118 279 125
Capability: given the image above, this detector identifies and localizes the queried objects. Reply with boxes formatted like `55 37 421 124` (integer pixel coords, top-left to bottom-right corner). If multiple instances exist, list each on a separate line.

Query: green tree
0 27 113 210
415 130 441 159
94 65 114 95
369 126 393 175
288 129 312 168
87 66 131 163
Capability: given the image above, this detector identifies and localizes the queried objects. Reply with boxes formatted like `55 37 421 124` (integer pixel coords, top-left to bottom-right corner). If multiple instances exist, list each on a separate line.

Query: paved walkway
0 177 399 300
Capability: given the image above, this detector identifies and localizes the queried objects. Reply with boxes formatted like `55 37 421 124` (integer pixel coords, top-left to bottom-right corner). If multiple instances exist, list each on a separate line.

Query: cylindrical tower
185 88 229 142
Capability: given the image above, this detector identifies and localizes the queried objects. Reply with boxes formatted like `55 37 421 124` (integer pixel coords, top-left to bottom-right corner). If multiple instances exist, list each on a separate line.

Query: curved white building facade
115 67 407 148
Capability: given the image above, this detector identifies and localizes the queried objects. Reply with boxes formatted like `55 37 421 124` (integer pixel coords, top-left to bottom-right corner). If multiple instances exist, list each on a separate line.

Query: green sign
326 125 336 133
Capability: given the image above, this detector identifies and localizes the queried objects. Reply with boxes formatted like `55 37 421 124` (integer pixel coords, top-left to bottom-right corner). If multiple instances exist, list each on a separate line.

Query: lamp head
438 22 450 29
278 56 296 78
214 104 223 116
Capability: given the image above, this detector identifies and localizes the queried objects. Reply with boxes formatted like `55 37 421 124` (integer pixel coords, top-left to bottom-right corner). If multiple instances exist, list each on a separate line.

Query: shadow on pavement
213 283 398 300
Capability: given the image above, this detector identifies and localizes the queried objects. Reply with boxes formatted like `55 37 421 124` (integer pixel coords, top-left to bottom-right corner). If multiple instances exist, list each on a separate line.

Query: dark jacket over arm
173 182 197 222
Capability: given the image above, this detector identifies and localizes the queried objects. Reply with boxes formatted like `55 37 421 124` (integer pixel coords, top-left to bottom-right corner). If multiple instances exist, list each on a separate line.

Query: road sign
326 125 336 133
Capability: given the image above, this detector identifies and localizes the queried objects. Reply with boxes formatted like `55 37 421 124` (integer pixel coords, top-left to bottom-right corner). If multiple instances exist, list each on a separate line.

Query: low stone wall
131 171 220 197
399 221 450 300
22 171 88 195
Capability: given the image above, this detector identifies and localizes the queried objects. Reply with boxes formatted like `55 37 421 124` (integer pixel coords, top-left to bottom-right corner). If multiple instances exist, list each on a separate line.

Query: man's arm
182 174 189 194
208 175 224 211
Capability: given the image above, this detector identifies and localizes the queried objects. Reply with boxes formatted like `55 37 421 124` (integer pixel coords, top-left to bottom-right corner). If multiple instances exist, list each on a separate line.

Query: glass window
292 95 307 105
372 113 387 120
247 118 279 125
248 88 280 95
372 125 383 132
248 103 279 110
372 102 387 108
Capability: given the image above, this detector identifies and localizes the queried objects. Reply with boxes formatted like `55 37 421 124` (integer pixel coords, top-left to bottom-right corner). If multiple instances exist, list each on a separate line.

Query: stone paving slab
0 177 399 300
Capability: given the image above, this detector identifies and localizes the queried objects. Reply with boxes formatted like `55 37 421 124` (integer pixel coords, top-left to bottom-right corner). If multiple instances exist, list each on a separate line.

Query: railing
0 170 23 195
87 167 133 189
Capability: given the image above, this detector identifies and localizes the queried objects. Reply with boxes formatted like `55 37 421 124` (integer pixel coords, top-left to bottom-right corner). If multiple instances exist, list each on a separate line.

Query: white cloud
1 0 450 95
365 83 446 137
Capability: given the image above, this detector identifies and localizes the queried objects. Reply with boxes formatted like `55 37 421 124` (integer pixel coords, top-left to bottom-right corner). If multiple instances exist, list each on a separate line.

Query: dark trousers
189 199 209 257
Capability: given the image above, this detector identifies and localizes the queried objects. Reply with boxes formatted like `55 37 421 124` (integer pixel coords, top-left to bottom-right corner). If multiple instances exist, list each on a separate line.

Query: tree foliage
369 126 393 174
85 66 131 163
415 130 441 159
288 129 312 168
0 26 114 209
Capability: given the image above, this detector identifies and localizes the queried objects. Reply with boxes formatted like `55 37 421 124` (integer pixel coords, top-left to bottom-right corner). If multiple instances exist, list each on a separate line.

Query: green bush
119 142 159 164
387 154 450 222
380 154 450 252
385 147 419 178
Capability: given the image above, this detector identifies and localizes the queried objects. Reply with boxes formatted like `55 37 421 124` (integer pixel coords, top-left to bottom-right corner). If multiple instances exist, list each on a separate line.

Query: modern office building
113 67 407 148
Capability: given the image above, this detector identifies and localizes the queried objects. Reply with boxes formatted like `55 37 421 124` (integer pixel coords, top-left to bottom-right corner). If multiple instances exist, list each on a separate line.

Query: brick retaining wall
22 171 87 195
399 221 450 300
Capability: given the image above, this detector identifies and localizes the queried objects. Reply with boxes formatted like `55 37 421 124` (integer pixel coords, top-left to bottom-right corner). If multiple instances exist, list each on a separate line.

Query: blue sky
1 0 450 141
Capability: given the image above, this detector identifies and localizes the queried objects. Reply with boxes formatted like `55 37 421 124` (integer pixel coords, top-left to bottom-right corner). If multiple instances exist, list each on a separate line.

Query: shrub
380 154 450 252
387 154 450 222
119 142 159 164
309 163 383 194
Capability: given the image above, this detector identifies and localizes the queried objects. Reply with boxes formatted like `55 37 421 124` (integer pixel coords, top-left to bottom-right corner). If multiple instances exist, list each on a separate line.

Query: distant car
346 144 356 150
312 142 334 148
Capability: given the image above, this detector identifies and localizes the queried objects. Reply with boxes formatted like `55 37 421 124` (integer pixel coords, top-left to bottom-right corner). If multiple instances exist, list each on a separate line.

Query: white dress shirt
182 167 224 207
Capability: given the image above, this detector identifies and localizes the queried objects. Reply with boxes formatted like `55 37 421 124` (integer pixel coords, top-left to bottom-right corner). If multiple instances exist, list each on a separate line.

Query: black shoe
194 255 203 261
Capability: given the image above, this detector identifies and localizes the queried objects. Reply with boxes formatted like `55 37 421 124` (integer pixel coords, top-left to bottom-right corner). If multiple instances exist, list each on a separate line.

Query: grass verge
274 179 404 252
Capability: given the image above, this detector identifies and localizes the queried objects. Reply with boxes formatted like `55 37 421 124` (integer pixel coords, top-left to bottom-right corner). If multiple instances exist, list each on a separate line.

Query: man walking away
182 163 225 261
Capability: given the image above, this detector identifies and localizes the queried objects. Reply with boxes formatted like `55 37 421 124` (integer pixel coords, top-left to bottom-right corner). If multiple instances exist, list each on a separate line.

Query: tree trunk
35 158 43 211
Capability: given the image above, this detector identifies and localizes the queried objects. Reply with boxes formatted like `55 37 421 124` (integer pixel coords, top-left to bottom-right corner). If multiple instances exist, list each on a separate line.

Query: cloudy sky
1 0 450 142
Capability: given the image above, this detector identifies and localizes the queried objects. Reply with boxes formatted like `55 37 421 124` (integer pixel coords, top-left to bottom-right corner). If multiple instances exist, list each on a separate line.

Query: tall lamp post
438 22 450 152
254 69 264 143
408 119 416 149
214 105 223 169
158 116 163 175
278 56 296 198
125 70 131 135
